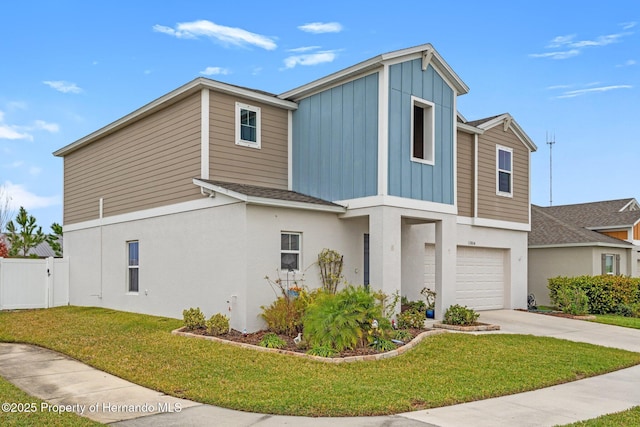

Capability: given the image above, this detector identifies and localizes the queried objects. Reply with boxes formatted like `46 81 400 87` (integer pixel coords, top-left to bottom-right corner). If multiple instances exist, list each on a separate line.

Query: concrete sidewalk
1 310 640 426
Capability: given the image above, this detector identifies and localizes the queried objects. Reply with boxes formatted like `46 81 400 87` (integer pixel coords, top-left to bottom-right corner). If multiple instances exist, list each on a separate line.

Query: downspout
473 134 479 219
99 197 103 299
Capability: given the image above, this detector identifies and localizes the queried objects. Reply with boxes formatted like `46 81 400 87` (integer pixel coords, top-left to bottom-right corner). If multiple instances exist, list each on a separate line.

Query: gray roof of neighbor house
0 234 60 257
529 199 640 247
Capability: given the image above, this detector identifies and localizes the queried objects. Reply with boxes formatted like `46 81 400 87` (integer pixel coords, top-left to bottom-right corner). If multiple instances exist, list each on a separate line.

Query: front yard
1 306 639 419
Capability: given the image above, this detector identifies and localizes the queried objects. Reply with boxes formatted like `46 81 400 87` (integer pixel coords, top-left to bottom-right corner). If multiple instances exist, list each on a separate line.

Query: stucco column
368 207 402 298
435 216 457 318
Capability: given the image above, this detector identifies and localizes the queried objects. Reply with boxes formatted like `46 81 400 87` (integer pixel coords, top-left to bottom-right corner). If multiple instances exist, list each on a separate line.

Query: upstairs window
235 102 261 148
127 241 139 293
281 232 301 271
496 146 513 197
411 96 435 164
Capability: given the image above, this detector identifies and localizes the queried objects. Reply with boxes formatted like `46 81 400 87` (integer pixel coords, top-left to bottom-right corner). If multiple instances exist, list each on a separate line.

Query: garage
424 245 506 310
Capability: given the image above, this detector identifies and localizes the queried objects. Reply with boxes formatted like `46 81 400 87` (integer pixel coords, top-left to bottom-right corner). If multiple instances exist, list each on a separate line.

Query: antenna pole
546 132 556 206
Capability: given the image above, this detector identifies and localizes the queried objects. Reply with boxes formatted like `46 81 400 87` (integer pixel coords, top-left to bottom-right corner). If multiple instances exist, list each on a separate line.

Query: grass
0 376 99 426
559 406 640 426
591 315 640 330
1 306 640 417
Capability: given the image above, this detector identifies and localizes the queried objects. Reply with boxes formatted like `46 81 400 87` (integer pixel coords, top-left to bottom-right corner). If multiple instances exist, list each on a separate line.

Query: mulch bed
519 309 596 320
187 327 429 357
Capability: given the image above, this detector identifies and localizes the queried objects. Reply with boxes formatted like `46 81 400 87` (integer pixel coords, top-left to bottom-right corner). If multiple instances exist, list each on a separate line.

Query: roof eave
476 113 537 152
54 78 297 157
279 43 469 100
529 242 634 249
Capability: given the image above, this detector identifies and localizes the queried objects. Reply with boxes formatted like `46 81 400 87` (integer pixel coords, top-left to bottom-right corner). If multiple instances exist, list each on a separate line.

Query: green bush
259 332 286 349
555 285 589 315
396 309 425 329
306 345 336 357
303 285 384 352
443 304 479 326
548 275 640 314
370 337 396 352
392 329 414 342
182 307 206 330
615 303 640 318
206 313 230 336
260 290 317 336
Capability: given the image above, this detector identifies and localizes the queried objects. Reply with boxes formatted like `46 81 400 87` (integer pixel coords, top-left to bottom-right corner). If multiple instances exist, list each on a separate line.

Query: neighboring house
53 44 537 332
0 234 59 258
529 199 640 305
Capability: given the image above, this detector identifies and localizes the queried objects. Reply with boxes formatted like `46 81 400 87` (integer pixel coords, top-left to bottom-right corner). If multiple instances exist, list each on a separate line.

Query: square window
127 241 139 293
496 146 513 196
236 102 261 148
411 96 435 164
281 232 301 271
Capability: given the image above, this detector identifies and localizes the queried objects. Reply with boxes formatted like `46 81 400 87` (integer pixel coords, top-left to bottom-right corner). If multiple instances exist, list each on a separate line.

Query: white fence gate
0 257 69 310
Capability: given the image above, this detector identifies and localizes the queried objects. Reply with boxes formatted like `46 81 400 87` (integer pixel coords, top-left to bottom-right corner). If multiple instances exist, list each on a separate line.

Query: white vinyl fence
0 257 69 310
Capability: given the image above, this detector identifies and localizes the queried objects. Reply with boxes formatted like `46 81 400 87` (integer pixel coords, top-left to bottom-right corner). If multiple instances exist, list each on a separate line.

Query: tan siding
456 131 474 217
63 93 202 224
477 125 530 223
209 91 289 189
634 223 640 240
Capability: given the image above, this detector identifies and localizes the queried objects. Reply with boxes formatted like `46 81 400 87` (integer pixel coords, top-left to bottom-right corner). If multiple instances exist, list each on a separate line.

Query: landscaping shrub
206 313 230 336
396 308 425 329
182 307 206 330
259 332 286 349
615 303 640 318
555 285 589 315
443 304 479 326
548 275 640 314
303 285 387 352
260 290 316 336
306 345 336 357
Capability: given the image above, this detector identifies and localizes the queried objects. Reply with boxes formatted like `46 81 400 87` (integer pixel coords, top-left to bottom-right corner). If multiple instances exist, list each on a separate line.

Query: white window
602 253 620 275
235 102 261 148
496 145 513 197
127 241 139 293
411 96 435 165
281 232 301 271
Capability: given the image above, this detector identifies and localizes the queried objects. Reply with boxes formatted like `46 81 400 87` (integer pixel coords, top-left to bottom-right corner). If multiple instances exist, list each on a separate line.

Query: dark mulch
187 327 428 357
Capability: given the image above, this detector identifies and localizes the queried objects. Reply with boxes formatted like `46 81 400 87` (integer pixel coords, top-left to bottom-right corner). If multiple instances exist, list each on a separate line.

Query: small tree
6 206 46 257
0 185 13 233
318 248 344 294
47 222 63 257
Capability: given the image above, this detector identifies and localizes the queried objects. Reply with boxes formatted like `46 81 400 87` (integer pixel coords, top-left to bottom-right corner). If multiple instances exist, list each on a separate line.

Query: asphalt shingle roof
529 199 640 247
197 179 343 208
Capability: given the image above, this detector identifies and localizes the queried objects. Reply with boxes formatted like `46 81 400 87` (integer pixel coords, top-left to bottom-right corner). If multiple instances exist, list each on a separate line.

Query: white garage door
424 245 506 310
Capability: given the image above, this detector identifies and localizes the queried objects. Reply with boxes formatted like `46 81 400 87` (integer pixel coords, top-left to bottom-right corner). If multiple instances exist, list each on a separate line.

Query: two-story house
54 44 536 332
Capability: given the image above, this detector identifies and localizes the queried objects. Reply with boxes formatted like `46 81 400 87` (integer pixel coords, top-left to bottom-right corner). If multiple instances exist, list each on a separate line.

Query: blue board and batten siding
388 59 455 204
292 73 379 201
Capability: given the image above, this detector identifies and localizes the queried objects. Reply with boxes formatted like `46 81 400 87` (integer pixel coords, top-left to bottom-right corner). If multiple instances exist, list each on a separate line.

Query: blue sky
1 1 638 229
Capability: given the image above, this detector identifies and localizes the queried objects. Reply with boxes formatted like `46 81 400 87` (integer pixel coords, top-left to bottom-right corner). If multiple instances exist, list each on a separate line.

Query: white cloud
621 22 637 30
298 22 343 34
7 101 27 111
43 80 83 94
0 111 33 141
284 51 338 69
529 49 580 60
4 161 24 168
617 59 636 67
28 167 42 177
33 120 59 133
531 28 632 60
287 46 321 53
200 66 230 76
153 20 277 50
546 84 572 90
556 85 632 99
252 67 263 76
2 181 60 210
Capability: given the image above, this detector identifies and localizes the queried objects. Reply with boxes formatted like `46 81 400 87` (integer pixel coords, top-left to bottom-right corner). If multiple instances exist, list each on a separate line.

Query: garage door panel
424 244 505 311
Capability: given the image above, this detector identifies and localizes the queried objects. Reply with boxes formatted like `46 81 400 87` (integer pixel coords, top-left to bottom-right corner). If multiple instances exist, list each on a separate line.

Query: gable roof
53 77 298 157
193 179 346 213
468 113 537 152
278 43 469 100
530 199 640 248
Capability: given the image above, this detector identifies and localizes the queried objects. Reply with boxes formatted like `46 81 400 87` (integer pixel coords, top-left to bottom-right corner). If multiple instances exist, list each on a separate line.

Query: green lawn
592 315 640 330
0 376 99 426
559 406 640 426
0 307 639 417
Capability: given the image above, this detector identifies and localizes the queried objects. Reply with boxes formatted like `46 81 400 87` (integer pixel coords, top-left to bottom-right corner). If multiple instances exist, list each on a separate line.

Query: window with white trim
496 145 513 197
280 232 301 271
602 253 620 275
127 241 139 293
235 102 261 148
411 96 435 164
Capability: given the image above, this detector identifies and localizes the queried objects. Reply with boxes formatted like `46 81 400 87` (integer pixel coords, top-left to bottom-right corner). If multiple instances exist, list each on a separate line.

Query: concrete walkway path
1 310 640 426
